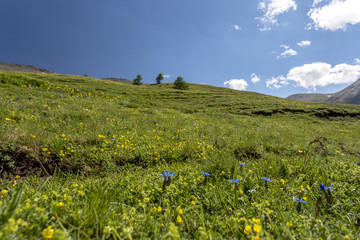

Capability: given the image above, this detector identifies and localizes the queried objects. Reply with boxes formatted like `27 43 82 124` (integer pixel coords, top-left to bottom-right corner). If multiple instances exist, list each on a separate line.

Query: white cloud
251 73 261 83
266 62 360 90
312 0 326 7
308 0 360 31
163 74 171 79
256 0 297 31
297 40 311 47
224 79 249 90
230 24 241 30
277 44 298 59
355 58 360 64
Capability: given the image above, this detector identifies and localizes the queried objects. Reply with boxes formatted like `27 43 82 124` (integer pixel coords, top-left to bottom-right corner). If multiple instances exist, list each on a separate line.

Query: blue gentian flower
160 170 176 178
319 184 333 190
112 138 116 141
357 162 360 166
261 177 271 182
229 179 241 183
294 198 307 203
201 172 211 176
238 162 246 166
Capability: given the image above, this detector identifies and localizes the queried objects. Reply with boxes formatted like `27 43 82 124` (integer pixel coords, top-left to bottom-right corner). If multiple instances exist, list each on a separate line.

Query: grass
0 70 360 239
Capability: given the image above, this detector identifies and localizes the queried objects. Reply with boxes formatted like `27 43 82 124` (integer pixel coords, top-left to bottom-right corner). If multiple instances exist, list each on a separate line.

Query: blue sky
1 0 360 97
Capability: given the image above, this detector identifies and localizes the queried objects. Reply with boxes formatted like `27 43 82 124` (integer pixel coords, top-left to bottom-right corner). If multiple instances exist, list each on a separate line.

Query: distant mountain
326 79 360 104
287 93 332 102
287 79 360 105
0 62 52 73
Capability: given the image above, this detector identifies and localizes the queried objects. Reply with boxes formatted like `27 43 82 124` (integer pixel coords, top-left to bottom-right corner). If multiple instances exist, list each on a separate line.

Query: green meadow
0 71 360 239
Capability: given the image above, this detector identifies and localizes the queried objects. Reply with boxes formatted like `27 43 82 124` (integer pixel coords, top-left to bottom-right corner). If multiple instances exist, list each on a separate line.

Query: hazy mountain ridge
0 62 52 73
287 79 360 105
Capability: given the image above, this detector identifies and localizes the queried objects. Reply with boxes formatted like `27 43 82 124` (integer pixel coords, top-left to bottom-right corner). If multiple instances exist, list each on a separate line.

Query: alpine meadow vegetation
0 70 360 239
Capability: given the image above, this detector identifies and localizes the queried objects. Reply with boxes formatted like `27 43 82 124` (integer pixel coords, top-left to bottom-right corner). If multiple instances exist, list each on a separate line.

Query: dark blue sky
1 0 360 97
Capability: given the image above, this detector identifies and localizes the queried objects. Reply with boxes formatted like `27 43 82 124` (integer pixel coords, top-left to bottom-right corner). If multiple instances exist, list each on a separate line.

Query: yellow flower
298 150 303 153
5 118 12 121
254 236 261 240
252 218 261 223
56 202 64 208
176 215 183 223
177 206 183 214
244 225 252 235
306 185 311 190
239 190 244 195
1 190 8 195
280 179 285 185
157 206 162 213
15 175 20 179
42 148 48 152
300 185 305 191
253 225 262 234
303 197 308 201
191 201 196 205
286 222 293 227
42 226 54 239
221 171 225 174
249 170 253 173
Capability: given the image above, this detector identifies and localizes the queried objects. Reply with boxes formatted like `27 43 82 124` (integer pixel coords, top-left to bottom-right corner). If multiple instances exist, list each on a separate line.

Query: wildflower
286 222 293 227
298 150 303 153
42 148 48 152
248 189 256 193
1 190 8 195
253 224 262 234
303 197 308 201
42 226 54 239
176 215 183 223
221 171 225 174
57 202 64 208
357 162 360 166
15 175 20 179
249 170 253 173
252 218 261 223
294 198 307 212
254 236 261 240
261 177 271 188
160 170 176 190
239 189 244 194
201 172 211 176
229 179 240 183
238 162 245 166
191 201 196 205
177 206 183 214
319 184 333 190
300 185 305 191
306 185 311 190
280 179 285 185
157 206 162 213
244 225 252 234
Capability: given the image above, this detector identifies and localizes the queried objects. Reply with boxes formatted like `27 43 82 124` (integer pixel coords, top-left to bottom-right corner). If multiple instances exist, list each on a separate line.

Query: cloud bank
308 0 360 31
266 62 360 90
257 0 297 31
224 79 249 90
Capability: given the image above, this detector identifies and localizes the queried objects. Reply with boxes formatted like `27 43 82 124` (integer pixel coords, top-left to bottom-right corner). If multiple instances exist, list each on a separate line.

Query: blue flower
319 184 333 190
230 179 241 183
357 162 360 166
160 170 176 178
294 198 307 203
112 138 116 141
238 162 246 166
261 177 271 182
201 172 211 176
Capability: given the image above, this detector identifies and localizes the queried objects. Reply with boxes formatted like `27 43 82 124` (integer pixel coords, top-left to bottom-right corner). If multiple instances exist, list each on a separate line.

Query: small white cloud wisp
230 24 241 30
224 79 249 91
297 40 311 47
251 73 261 83
277 44 298 59
256 0 297 31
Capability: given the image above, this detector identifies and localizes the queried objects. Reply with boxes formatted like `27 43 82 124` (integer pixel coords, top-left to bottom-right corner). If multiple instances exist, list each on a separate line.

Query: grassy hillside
1 70 360 239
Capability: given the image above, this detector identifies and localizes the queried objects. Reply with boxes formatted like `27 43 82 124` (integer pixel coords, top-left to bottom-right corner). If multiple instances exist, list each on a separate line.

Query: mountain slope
287 79 360 105
0 62 52 73
326 79 360 104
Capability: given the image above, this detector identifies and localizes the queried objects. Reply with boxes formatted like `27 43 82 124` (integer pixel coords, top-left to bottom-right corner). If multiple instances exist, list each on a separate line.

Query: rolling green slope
1 70 360 239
